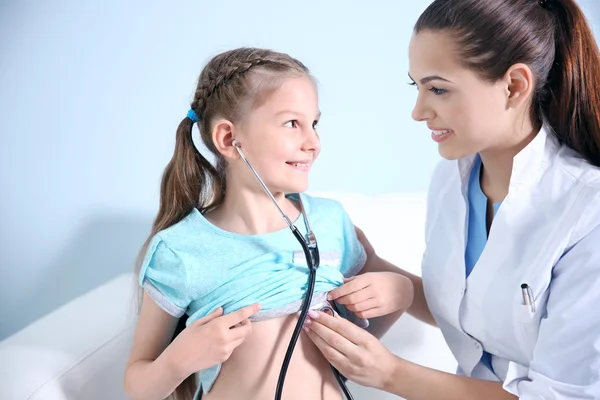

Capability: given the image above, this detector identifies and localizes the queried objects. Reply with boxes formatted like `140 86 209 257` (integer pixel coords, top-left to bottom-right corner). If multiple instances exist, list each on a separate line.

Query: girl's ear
212 119 237 160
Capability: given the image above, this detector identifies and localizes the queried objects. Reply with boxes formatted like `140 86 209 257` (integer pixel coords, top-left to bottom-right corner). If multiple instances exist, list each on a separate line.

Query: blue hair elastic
187 109 199 123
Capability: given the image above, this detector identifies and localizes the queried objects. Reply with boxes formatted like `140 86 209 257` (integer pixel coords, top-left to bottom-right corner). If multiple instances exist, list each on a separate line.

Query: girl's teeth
433 129 452 136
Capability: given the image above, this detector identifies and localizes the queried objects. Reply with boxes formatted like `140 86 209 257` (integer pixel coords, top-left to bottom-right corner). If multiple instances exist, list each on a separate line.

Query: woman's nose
411 95 435 122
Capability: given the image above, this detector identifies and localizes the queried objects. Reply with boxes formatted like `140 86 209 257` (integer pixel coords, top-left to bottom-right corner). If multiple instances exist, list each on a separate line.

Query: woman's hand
328 272 414 319
166 304 261 378
304 310 398 390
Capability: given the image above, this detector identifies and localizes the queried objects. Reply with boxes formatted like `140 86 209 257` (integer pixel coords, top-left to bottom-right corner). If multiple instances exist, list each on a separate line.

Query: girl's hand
167 304 261 377
328 272 413 319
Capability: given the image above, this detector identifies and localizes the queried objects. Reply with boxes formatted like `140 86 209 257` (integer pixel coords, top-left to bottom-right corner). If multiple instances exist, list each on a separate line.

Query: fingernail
304 326 310 333
308 309 319 319
304 318 312 325
327 294 333 301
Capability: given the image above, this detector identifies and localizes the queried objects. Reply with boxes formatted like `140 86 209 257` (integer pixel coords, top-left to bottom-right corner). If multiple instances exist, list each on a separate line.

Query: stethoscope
232 139 354 400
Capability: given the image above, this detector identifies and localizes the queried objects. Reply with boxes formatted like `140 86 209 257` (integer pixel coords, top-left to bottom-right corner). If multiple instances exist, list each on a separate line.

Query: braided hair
134 47 311 400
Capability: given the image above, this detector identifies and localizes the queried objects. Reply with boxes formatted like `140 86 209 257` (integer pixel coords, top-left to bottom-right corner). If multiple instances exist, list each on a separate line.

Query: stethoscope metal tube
232 140 353 400
233 139 295 229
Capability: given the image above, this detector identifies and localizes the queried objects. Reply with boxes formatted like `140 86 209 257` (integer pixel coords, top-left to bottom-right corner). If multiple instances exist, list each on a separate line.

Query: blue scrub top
465 155 501 373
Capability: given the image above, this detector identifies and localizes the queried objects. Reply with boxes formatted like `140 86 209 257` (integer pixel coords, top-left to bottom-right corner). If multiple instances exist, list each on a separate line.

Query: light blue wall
0 0 598 339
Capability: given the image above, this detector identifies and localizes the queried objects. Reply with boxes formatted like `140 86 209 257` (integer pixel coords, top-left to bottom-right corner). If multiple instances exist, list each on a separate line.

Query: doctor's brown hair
134 47 310 400
415 0 600 166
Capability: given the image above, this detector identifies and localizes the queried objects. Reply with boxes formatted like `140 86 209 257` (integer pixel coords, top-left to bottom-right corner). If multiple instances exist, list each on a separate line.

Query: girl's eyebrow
276 110 322 119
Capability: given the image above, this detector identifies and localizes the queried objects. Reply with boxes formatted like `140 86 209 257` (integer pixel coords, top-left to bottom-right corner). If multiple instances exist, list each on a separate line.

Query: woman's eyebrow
408 72 452 84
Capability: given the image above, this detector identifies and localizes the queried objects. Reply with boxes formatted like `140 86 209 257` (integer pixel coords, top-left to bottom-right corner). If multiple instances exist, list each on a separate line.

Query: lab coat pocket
516 289 548 359
517 304 539 358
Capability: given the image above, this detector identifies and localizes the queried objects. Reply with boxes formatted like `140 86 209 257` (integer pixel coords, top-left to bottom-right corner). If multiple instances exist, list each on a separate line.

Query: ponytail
415 0 600 167
542 0 600 166
135 116 225 400
137 116 226 277
154 116 224 234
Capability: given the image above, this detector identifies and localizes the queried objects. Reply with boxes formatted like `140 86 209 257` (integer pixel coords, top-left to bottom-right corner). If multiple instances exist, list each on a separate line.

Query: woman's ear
504 63 534 109
212 119 237 160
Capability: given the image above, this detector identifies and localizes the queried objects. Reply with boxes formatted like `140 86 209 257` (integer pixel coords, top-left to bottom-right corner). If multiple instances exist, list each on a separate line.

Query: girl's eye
284 120 298 128
312 120 319 129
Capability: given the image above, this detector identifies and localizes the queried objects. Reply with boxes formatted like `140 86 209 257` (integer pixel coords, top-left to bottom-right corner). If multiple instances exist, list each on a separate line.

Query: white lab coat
422 125 600 399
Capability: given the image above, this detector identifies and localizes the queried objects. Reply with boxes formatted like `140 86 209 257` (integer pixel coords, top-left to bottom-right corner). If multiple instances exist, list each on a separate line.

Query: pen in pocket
521 283 535 312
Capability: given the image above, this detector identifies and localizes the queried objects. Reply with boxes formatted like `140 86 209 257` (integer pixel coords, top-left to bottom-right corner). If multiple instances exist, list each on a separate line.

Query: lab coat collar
457 125 559 194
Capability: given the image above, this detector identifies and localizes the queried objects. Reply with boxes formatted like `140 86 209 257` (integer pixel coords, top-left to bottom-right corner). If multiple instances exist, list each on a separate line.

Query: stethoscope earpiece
232 139 241 148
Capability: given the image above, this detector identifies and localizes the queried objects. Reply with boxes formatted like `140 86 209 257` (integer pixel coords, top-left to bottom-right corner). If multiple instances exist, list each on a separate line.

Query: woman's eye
409 81 447 96
284 120 298 128
312 120 319 129
429 87 447 95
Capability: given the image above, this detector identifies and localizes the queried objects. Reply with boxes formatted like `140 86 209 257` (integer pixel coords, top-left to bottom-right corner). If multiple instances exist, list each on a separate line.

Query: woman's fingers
304 326 347 367
305 310 368 345
305 317 356 357
305 310 397 390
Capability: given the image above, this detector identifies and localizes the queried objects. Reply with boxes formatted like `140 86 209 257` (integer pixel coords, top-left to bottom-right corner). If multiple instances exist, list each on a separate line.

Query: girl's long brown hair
135 47 310 399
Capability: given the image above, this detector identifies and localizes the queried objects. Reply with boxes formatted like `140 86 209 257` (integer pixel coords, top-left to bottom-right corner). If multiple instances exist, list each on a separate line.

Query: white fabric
0 193 457 400
422 126 600 399
0 274 137 400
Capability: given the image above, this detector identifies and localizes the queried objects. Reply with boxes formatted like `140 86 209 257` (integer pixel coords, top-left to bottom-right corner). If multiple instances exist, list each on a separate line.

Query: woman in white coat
302 0 600 399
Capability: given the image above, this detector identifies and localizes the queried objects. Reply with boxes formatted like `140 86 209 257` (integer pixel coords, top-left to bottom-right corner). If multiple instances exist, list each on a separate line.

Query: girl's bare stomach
203 312 343 400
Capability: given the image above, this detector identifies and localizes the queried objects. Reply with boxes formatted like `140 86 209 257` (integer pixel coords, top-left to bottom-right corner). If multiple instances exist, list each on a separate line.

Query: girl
303 0 600 399
123 47 413 400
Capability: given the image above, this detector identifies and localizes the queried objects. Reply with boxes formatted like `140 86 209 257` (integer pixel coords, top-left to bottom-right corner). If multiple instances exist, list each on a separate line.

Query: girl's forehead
250 76 319 119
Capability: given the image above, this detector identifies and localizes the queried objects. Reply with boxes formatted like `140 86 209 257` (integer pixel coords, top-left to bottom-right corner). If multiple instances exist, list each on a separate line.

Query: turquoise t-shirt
466 155 501 373
138 193 366 394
